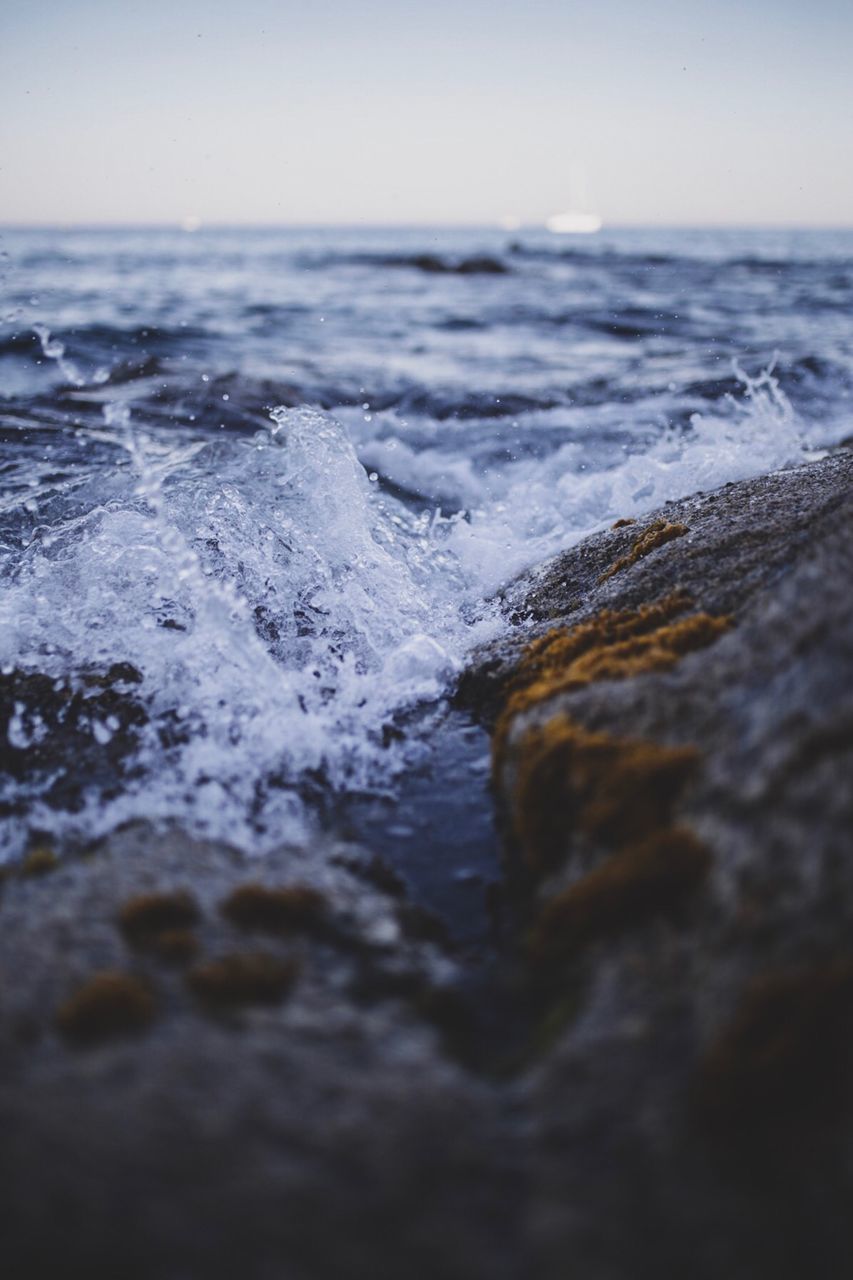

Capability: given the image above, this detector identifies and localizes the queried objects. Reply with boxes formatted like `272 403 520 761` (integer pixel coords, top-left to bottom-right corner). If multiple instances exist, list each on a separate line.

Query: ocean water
1 225 851 890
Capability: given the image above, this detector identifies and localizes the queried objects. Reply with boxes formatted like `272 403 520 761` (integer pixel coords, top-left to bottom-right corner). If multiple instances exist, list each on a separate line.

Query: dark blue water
1 225 851 933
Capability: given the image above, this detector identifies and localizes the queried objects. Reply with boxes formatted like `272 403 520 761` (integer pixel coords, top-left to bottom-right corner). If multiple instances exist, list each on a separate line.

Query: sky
1 0 851 227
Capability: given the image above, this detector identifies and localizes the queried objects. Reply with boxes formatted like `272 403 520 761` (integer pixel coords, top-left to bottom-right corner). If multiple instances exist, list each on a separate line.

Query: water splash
0 398 498 858
0 344 813 862
399 359 805 591
32 323 87 388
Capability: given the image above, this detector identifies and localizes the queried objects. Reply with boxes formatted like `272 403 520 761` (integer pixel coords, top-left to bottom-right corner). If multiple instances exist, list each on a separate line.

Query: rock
376 253 509 275
0 662 149 831
0 825 523 1279
458 448 853 715
462 447 853 1278
454 255 509 275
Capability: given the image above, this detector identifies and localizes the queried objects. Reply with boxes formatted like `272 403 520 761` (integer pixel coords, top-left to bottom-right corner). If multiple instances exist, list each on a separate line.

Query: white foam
376 363 806 593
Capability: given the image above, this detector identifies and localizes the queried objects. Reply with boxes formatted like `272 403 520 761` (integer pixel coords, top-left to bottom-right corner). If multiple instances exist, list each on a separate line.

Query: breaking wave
0 364 812 861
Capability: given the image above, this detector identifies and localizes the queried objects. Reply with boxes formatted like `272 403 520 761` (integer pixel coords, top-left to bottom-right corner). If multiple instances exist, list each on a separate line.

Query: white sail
546 210 603 234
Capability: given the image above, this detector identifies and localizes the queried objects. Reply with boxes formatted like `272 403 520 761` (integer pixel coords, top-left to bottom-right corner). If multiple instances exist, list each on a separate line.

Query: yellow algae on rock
487 590 725 964
57 972 156 1045
511 716 700 874
220 883 327 935
598 519 689 584
493 595 730 769
530 827 710 964
119 889 201 946
186 952 299 1009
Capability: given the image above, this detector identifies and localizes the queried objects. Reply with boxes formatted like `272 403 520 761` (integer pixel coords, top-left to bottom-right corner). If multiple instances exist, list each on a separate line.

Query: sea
1 225 851 931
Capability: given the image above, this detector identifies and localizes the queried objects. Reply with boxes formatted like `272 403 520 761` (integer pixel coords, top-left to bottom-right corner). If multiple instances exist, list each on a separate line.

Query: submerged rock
373 252 510 275
0 662 149 822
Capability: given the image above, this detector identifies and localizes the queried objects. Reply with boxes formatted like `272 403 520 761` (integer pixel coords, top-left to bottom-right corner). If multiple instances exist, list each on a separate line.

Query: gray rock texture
465 447 853 1279
0 828 524 1280
2 449 852 1279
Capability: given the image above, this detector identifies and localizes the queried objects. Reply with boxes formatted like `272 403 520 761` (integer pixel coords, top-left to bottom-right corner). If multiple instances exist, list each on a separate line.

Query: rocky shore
2 448 852 1279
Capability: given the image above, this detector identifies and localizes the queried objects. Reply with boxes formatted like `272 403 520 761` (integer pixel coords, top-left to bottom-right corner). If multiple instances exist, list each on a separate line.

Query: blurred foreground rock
0 825 524 1280
1 449 852 1279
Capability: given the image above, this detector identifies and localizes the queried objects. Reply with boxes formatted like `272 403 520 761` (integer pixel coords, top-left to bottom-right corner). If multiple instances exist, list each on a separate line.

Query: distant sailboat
546 169 602 235
546 210 602 235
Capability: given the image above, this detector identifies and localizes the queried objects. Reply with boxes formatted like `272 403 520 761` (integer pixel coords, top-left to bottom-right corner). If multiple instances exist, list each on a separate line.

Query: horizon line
1 219 852 233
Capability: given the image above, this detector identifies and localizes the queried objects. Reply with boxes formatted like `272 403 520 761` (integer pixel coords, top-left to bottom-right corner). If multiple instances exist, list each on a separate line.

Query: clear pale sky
1 0 851 227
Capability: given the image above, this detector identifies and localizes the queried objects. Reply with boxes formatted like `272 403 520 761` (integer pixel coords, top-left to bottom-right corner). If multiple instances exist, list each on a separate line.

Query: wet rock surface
0 662 149 817
2 449 853 1278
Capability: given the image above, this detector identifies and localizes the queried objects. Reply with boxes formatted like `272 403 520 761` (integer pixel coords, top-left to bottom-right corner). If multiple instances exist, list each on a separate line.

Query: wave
0 322 211 372
0 362 819 862
300 251 510 275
